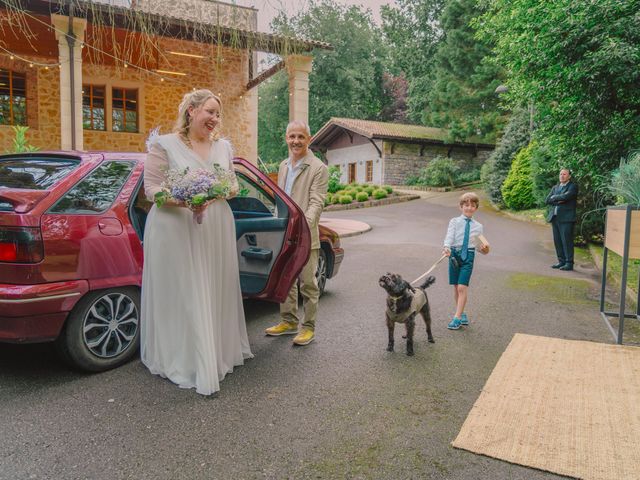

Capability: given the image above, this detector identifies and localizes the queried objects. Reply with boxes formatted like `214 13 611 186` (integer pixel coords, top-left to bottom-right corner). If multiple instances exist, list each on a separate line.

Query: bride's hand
191 199 216 214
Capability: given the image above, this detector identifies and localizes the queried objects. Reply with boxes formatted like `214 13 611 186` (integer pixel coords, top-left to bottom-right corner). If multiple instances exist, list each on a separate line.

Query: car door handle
241 247 273 261
245 234 257 246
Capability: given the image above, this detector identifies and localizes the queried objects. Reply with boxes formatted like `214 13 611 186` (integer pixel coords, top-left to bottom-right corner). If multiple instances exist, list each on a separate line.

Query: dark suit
545 180 578 266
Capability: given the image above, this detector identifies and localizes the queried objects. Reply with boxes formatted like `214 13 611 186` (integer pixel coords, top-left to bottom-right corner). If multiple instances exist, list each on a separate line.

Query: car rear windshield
0 157 79 190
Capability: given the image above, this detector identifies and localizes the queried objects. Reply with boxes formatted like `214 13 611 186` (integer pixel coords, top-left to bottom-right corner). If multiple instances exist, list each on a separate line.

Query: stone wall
82 36 254 157
0 33 256 160
382 141 494 185
0 55 61 151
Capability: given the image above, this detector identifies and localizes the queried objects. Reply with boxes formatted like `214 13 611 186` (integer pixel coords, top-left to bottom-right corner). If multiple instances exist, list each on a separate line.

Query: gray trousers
280 249 319 331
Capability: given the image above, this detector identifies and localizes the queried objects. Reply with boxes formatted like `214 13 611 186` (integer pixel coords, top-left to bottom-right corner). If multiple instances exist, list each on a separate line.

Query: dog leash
410 254 447 286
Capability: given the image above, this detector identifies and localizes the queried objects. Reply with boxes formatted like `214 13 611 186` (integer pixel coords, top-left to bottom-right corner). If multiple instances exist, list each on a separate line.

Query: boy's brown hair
459 192 480 208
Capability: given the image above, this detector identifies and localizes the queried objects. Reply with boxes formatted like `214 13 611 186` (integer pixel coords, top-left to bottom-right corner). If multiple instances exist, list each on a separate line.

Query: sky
234 0 396 32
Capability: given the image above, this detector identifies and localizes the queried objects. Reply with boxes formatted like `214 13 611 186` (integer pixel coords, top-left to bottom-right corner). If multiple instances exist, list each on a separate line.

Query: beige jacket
278 151 328 250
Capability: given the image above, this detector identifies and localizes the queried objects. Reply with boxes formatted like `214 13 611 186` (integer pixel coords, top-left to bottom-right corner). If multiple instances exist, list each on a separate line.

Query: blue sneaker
447 317 462 330
459 313 469 325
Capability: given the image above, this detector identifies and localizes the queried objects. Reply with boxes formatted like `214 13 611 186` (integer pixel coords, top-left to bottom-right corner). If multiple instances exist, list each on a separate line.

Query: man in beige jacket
265 120 329 346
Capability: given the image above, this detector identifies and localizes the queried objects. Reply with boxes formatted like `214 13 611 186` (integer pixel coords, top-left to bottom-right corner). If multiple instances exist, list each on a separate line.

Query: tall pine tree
424 0 504 142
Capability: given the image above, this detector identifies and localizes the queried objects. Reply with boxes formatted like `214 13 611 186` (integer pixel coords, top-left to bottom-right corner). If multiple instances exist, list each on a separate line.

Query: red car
0 152 343 371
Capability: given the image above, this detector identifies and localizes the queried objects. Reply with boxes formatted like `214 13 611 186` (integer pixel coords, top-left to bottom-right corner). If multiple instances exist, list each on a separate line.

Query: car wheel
316 248 328 296
55 287 140 372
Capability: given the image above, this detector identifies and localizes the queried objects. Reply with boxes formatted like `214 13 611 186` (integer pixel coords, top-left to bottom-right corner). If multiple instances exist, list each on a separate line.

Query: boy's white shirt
443 214 484 248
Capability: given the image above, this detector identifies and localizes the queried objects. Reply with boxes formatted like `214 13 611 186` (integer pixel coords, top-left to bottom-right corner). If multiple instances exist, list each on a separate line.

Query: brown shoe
265 321 298 336
293 329 314 346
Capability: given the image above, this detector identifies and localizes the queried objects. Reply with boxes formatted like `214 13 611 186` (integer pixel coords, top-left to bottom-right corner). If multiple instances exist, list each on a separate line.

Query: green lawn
590 245 639 304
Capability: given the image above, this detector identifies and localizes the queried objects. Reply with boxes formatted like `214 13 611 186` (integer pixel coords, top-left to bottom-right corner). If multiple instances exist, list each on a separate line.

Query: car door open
231 159 311 303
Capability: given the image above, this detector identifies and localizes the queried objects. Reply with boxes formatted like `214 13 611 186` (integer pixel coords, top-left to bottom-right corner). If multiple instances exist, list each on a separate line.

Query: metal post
617 205 632 344
600 246 608 313
66 2 77 150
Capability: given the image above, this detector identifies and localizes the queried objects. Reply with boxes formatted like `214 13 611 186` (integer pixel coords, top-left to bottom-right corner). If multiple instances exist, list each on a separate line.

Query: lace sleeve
145 143 169 201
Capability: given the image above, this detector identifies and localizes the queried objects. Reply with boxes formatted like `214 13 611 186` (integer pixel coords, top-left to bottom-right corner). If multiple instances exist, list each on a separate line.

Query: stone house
0 0 328 161
310 118 495 185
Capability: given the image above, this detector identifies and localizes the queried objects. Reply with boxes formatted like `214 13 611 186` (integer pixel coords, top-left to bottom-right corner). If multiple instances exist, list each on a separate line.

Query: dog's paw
406 350 414 356
386 345 394 352
428 338 435 343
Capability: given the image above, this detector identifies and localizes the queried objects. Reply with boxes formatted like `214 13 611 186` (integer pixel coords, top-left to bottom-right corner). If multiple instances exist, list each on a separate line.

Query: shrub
529 141 557 207
334 189 346 196
419 156 460 187
344 188 358 197
481 108 531 206
501 142 536 210
373 188 388 200
331 194 341 204
457 167 481 184
383 185 393 194
364 186 375 195
328 166 345 194
325 193 333 206
339 194 353 204
356 191 369 202
354 186 365 192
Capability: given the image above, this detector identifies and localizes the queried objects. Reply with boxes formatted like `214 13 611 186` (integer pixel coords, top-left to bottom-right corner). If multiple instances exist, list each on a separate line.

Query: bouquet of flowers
154 165 238 224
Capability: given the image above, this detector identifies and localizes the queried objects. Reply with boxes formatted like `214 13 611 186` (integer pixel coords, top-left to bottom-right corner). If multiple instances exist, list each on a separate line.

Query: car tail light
0 227 44 263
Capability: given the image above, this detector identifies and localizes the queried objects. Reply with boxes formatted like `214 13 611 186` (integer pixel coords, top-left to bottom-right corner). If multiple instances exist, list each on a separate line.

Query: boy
442 192 489 330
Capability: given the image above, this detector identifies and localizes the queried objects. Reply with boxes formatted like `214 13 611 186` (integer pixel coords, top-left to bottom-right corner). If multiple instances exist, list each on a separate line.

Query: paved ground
0 191 613 479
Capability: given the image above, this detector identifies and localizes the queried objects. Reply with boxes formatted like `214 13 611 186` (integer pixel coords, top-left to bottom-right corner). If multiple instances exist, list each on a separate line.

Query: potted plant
604 150 640 259
258 160 280 183
600 149 640 344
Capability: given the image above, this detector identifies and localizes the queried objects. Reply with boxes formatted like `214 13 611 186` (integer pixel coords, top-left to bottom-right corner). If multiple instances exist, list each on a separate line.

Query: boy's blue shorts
448 249 475 286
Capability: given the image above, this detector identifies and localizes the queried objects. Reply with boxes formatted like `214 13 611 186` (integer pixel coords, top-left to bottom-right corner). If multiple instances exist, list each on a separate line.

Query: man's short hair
560 168 572 175
459 192 480 208
286 120 311 136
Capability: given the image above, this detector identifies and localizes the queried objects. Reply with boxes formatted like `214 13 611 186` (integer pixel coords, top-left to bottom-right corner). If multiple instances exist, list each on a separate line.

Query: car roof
0 151 146 163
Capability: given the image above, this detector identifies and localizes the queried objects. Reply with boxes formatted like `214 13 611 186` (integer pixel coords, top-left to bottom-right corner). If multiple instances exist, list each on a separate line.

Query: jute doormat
452 334 640 480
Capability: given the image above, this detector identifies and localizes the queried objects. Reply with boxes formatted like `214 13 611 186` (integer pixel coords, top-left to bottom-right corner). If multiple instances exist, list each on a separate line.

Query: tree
258 0 389 162
477 0 640 235
380 72 409 122
424 0 505 143
481 108 530 205
381 0 445 122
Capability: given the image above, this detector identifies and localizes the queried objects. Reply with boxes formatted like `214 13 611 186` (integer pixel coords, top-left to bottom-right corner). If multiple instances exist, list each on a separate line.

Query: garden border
324 193 420 211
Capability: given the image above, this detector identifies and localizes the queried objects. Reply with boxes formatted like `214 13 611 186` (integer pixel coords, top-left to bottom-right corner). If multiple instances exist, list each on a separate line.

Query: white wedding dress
141 133 253 395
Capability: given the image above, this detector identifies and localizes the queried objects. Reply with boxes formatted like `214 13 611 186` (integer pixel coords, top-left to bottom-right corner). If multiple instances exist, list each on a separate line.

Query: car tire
316 247 328 297
55 287 141 372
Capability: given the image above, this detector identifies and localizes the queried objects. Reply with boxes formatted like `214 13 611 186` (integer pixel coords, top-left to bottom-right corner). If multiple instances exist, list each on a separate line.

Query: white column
286 55 312 125
52 14 86 151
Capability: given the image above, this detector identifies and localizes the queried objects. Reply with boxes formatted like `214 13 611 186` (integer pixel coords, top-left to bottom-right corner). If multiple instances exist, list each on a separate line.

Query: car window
49 161 134 214
0 158 79 190
233 166 276 216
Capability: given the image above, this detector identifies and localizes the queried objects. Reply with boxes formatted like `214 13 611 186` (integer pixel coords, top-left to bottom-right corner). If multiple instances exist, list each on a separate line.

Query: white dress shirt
443 214 484 249
284 158 303 196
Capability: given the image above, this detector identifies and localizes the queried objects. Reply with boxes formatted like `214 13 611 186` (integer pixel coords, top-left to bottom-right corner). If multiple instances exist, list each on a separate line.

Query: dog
378 273 435 356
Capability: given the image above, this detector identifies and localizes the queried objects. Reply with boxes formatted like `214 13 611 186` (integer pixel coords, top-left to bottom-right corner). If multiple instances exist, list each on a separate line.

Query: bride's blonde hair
174 89 222 143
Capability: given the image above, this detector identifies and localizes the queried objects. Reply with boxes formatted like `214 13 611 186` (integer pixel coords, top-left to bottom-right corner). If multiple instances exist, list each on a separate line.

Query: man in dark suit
546 168 579 271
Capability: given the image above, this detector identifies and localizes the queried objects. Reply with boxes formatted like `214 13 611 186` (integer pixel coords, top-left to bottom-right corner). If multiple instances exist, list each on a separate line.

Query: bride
141 89 253 395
